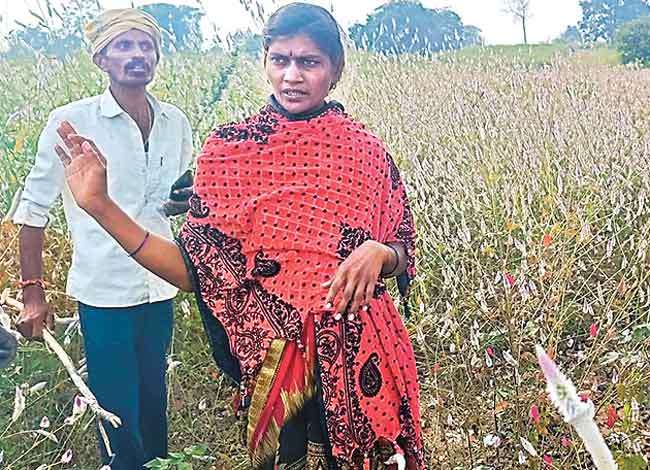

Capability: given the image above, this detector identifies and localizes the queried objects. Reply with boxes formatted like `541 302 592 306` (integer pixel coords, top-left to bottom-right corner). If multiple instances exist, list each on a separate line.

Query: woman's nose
283 61 303 82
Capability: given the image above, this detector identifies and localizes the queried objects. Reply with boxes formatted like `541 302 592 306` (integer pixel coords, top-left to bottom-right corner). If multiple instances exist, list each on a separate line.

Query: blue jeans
79 300 174 470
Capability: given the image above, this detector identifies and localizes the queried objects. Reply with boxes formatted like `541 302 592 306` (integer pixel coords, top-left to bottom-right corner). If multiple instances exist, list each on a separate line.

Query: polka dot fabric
178 102 422 469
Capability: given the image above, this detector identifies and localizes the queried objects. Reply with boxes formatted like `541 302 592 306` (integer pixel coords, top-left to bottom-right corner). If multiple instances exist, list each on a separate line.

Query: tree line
2 0 650 64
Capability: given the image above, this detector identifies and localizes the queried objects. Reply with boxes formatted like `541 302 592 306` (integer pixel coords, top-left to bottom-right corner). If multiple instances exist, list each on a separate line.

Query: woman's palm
55 121 109 212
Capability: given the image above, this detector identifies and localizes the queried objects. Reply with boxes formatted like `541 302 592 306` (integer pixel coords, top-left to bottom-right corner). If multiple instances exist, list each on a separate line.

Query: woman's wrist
87 197 117 222
380 243 400 277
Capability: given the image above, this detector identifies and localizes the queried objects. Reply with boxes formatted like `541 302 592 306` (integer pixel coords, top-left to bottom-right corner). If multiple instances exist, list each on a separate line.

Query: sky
1 0 582 45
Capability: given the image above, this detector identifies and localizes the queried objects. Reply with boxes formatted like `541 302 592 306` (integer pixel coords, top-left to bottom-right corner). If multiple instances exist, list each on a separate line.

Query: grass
440 43 621 68
1 46 649 469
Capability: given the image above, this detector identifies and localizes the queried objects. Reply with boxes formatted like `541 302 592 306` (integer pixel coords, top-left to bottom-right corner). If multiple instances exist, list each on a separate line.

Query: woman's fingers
335 283 356 317
82 138 107 167
364 280 375 306
348 280 368 318
55 144 72 167
324 276 342 308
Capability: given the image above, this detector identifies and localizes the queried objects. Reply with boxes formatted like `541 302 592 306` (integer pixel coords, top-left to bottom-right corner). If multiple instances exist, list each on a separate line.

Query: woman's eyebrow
270 52 323 60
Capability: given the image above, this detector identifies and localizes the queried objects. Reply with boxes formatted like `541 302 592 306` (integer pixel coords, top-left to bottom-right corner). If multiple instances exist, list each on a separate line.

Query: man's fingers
55 144 72 167
32 320 44 339
16 320 31 338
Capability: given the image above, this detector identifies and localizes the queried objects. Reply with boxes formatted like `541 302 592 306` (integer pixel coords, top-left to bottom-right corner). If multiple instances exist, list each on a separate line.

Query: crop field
1 46 649 469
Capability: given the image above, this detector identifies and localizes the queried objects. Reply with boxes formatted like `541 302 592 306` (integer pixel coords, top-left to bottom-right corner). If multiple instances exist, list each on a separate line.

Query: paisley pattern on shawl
177 101 422 469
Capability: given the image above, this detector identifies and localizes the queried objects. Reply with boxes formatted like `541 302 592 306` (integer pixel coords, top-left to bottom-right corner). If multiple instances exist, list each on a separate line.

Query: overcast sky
1 0 582 45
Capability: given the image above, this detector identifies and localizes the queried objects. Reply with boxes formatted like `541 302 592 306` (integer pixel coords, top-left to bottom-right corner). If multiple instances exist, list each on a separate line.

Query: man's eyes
270 56 288 65
114 42 153 51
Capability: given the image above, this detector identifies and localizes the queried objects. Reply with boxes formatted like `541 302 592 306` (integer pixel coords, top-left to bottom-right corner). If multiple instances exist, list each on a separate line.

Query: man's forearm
92 200 193 292
19 225 47 304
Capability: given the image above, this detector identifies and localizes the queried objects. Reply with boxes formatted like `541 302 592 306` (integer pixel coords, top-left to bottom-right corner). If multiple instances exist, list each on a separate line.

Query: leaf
606 404 618 429
495 400 509 414
529 404 540 424
11 386 25 422
34 429 59 444
14 136 24 154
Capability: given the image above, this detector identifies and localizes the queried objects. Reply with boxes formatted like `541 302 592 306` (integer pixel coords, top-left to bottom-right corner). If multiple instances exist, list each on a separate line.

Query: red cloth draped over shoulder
177 102 423 469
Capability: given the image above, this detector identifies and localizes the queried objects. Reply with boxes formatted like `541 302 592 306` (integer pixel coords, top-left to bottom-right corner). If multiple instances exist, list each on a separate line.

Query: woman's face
265 34 338 114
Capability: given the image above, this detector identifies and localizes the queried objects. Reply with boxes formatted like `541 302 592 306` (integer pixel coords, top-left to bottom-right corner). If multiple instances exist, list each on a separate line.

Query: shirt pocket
152 146 184 204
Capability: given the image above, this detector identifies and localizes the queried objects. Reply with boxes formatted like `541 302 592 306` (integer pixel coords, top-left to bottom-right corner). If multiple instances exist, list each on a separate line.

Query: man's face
96 29 158 88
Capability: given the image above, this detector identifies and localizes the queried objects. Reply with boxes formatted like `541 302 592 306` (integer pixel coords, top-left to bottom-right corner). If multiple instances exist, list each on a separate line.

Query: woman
55 3 423 468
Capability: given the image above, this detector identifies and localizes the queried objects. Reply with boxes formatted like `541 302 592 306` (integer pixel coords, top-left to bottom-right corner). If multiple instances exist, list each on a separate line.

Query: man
12 9 193 469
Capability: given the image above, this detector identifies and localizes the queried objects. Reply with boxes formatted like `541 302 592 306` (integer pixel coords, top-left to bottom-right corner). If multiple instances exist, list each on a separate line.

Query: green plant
144 444 211 469
616 15 650 65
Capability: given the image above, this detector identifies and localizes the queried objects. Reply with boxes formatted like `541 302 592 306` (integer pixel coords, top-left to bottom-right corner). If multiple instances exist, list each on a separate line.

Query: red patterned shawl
178 101 423 469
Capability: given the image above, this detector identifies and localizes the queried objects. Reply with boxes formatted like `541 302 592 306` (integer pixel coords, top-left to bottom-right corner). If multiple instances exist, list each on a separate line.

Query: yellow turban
84 9 162 60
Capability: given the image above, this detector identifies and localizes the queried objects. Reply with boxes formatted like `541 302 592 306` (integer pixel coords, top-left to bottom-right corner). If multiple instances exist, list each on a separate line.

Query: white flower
61 449 73 464
520 436 538 456
518 450 527 464
72 395 88 416
29 382 48 394
483 434 501 447
40 416 51 429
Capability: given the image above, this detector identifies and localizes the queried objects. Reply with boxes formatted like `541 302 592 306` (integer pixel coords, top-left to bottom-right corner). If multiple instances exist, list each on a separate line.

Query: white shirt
12 88 193 307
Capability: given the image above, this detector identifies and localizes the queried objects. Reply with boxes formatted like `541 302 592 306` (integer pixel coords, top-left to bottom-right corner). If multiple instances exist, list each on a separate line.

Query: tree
227 30 263 58
349 0 482 56
558 25 584 44
578 0 650 42
140 3 204 53
503 0 532 44
4 0 101 58
616 15 650 64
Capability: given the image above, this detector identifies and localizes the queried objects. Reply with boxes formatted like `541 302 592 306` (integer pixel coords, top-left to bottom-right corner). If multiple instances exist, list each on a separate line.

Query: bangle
381 243 400 277
128 231 150 258
18 278 46 290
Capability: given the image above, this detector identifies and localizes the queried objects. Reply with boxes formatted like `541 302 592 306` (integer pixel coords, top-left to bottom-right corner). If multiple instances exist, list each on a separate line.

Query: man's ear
93 53 106 71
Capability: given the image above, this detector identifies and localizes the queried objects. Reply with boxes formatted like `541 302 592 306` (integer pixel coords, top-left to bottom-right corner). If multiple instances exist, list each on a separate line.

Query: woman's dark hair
263 2 345 86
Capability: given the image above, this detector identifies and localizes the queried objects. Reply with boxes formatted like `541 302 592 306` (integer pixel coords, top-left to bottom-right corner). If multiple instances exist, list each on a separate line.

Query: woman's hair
263 2 345 86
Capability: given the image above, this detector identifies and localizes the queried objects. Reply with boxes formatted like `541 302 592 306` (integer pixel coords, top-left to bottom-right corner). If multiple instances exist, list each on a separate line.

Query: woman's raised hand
55 121 110 216
322 240 395 321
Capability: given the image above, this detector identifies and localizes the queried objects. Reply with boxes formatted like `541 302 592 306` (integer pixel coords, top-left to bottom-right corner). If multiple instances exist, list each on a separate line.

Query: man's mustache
124 60 149 71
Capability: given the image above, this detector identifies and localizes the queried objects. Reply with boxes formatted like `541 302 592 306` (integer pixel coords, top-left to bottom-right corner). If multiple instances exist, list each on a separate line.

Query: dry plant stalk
0 293 122 429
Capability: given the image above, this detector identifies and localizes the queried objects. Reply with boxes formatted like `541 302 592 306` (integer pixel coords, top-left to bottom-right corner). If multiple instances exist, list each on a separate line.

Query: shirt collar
99 88 168 120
